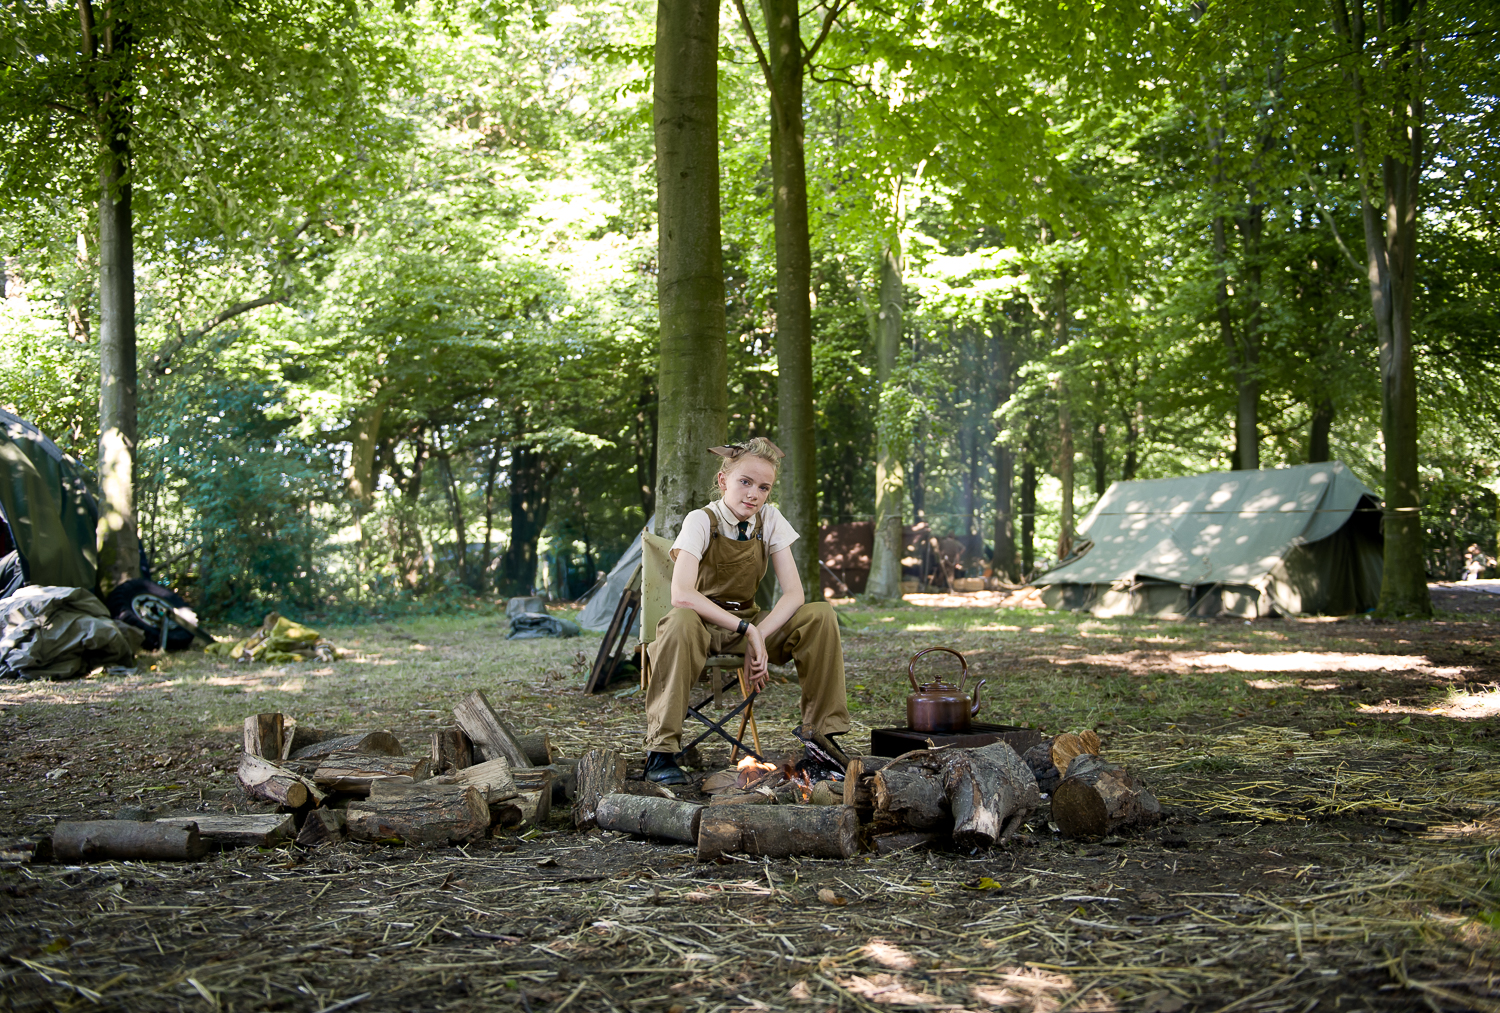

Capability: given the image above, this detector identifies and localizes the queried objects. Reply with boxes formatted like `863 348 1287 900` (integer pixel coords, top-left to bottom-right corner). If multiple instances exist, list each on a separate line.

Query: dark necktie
736 520 750 541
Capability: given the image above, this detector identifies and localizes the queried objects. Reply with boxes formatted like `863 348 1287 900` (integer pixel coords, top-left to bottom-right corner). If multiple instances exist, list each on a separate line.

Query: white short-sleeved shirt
670 499 799 562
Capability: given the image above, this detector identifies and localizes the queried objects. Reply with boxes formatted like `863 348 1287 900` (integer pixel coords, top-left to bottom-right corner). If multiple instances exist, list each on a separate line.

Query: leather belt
710 598 752 611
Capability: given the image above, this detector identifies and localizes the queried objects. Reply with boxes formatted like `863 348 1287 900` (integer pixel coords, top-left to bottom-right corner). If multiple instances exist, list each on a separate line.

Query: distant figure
1463 544 1493 582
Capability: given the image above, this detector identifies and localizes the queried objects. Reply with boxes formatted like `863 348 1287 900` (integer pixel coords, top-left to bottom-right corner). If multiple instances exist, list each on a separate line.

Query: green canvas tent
1035 463 1382 618
0 408 98 593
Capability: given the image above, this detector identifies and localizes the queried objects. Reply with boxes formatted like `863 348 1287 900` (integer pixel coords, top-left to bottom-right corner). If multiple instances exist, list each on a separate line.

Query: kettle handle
908 646 969 692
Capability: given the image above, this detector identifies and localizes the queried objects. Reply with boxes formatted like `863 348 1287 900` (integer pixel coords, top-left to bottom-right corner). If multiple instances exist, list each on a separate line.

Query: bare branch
803 0 851 66
149 293 282 376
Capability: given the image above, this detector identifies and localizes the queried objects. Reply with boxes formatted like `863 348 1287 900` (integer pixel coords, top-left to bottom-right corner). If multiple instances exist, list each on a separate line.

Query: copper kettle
905 647 985 733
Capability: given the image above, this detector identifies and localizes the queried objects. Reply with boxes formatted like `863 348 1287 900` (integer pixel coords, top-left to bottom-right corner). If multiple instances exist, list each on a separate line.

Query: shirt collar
710 498 757 535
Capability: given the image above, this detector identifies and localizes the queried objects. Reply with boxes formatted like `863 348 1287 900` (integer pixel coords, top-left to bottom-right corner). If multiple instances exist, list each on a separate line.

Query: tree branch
149 293 282 376
731 0 785 122
802 0 851 66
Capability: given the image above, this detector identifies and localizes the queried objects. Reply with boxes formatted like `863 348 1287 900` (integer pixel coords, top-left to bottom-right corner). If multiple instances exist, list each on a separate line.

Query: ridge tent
1034 463 1383 618
577 529 643 635
0 408 98 595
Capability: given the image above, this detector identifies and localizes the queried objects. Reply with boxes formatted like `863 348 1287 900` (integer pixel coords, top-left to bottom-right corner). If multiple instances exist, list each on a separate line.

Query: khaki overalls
644 508 851 755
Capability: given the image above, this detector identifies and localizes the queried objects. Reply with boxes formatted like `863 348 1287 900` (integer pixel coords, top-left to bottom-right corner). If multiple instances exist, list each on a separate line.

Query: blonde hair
711 437 784 479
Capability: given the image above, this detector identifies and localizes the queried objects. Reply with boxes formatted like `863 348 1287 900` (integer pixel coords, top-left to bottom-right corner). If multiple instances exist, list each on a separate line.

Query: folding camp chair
638 531 764 762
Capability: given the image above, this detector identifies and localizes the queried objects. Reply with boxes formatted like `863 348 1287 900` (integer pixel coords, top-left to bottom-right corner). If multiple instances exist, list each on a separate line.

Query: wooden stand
696 805 858 861
586 571 641 694
595 793 703 844
54 821 207 861
1052 755 1161 839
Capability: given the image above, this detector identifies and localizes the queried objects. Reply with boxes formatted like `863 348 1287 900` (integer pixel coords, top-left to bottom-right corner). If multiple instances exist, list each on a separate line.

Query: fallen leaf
817 887 847 906
963 876 1005 891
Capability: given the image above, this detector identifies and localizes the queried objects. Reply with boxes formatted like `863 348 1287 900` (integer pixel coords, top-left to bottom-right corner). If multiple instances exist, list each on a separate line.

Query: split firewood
942 741 1039 847
288 724 336 756
296 809 347 848
290 731 402 762
430 758 518 802
595 793 703 844
1022 739 1061 795
430 727 473 774
1050 730 1102 778
237 754 326 809
619 780 676 800
700 769 740 794
0 836 52 867
810 781 843 806
708 789 773 807
511 786 551 826
452 690 532 769
1051 754 1161 840
571 749 624 830
872 750 951 832
841 756 889 819
347 785 489 845
54 821 207 862
312 753 431 795
243 713 285 759
872 831 938 856
696 804 858 861
518 732 554 766
155 814 295 848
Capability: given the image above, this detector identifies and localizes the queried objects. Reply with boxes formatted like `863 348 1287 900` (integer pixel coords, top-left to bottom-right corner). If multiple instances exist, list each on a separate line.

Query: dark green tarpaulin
0 409 97 591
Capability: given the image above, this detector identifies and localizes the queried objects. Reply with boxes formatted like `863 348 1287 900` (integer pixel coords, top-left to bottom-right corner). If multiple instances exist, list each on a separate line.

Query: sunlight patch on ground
970 624 1022 632
903 624 944 632
902 589 1044 609
1358 686 1500 720
861 939 916 970
1245 678 1342 691
1175 651 1469 678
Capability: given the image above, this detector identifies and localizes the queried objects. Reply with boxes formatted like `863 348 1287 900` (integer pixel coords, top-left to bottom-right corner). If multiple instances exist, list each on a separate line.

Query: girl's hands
743 624 769 691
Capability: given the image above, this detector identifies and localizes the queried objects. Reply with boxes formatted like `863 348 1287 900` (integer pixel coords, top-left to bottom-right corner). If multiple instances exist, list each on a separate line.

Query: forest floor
1 587 1498 1013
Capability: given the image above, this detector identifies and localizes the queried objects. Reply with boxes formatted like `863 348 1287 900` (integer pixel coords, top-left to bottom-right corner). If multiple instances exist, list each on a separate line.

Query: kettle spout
970 678 986 717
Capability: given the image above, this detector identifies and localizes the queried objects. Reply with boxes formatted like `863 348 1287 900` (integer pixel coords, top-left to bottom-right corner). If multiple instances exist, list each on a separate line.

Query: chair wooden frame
639 530 763 762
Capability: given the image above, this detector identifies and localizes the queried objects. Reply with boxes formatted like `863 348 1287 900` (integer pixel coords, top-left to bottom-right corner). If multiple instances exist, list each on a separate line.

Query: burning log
572 749 624 830
595 793 703 844
943 741 1039 847
1051 754 1161 839
430 727 473 774
237 754 326 809
155 814 295 848
452 690 533 769
296 809 347 847
696 804 858 861
54 821 207 861
347 784 490 844
291 731 403 762
312 753 431 795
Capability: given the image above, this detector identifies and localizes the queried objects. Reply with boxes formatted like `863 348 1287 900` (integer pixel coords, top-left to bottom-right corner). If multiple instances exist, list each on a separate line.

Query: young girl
644 438 850 785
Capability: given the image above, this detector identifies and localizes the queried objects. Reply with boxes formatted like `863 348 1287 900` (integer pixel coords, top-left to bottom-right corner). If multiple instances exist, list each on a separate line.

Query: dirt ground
2 587 1497 1013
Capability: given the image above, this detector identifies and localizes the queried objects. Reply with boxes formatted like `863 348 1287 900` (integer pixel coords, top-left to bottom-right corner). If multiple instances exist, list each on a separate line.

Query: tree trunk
479 440 503 587
1056 382 1074 561
499 442 552 595
653 0 728 539
347 786 490 845
747 0 819 593
1021 457 1036 576
92 0 139 594
1330 0 1430 616
1121 401 1141 481
1091 413 1108 497
310 754 431 795
347 399 384 509
867 241 905 599
989 318 1017 582
633 376 658 523
1308 397 1334 463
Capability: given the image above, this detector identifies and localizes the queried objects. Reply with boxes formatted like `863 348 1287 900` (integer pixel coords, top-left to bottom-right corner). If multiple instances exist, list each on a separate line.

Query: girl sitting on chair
644 438 851 785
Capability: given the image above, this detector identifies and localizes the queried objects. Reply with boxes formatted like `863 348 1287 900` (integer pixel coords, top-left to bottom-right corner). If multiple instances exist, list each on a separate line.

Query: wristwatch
736 619 749 636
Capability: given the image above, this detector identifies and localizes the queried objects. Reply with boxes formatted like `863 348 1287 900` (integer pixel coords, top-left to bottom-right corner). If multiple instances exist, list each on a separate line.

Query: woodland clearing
1 592 1497 1013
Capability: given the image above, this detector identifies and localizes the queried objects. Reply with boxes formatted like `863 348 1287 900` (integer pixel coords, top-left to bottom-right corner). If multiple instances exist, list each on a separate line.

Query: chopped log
517 732 554 766
312 753 431 795
595 793 703 844
1051 755 1161 840
708 789 773 807
54 821 207 862
243 713 284 759
571 749 624 830
434 757 517 801
288 724 336 756
872 831 938 856
347 785 489 845
0 836 52 866
511 766 555 796
290 731 402 762
619 780 676 800
452 690 532 769
237 754 326 809
696 805 858 861
842 756 889 817
430 727 473 774
810 781 842 806
1022 739 1061 795
155 814 294 848
512 787 550 826
296 809 347 847
941 741 1039 848
872 751 951 831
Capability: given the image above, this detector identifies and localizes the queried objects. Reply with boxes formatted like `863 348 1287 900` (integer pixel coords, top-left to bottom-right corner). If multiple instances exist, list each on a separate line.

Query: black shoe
645 751 689 786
